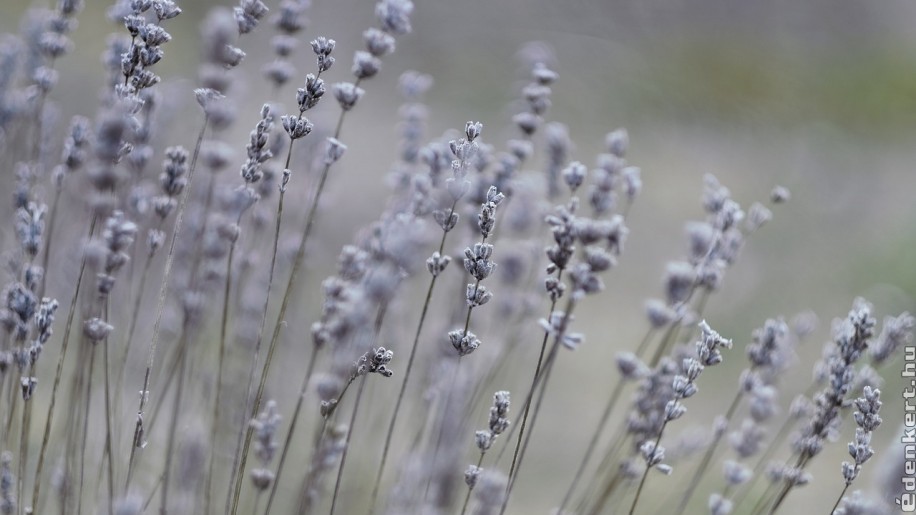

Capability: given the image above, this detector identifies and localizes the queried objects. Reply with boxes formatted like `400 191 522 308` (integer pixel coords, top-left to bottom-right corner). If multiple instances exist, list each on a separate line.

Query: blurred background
1 0 915 513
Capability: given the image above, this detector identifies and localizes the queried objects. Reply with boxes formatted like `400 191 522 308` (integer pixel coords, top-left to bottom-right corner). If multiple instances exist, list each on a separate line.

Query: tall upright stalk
125 115 208 491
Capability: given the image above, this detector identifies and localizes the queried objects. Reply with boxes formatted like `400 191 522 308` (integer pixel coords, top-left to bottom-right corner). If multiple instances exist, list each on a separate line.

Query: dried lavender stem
32 215 97 511
232 81 360 514
672 388 743 515
828 484 849 515
368 198 459 514
329 375 368 515
262 346 318 515
127 115 208 491
159 329 190 515
204 212 243 515
460 452 486 515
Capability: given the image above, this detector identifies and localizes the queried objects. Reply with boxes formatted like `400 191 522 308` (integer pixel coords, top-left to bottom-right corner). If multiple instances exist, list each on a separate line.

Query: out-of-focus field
1 0 914 513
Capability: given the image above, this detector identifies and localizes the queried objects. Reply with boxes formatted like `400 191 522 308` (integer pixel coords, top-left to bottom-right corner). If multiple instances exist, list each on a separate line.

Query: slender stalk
32 215 97 511
228 181 287 515
329 375 368 515
204 213 242 514
102 302 115 515
460 452 486 515
500 271 562 470
159 329 190 515
18 364 33 515
496 296 577 515
230 89 357 514
77 343 97 515
627 425 669 515
261 346 318 515
671 391 742 514
37 184 63 298
125 115 207 492
367 199 459 513
556 366 628 513
828 484 849 515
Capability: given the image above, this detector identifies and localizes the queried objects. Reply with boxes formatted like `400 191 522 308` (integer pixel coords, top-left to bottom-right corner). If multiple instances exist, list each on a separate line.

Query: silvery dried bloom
375 0 414 35
352 50 381 79
767 464 810 487
250 468 274 491
0 452 13 514
235 0 269 34
562 161 586 192
296 73 325 111
355 347 394 377
622 166 642 203
241 104 274 183
869 312 914 365
15 202 45 258
729 419 765 459
488 391 510 435
770 185 790 204
843 386 881 486
83 317 113 343
696 320 733 366
544 122 571 199
645 299 677 328
709 493 732 515
664 261 696 306
539 311 584 350
426 252 451 277
35 298 59 346
152 0 180 20
281 114 313 140
833 491 881 515
794 300 876 463
465 464 481 488
159 146 188 196
639 441 671 474
523 83 552 115
324 137 347 165
513 112 540 136
363 27 395 56
464 243 495 280
531 62 558 85
616 352 649 380
606 128 629 157
273 0 306 34
20 376 37 400
745 202 772 232
310 36 335 72
723 460 752 486
449 330 480 356
333 82 364 111
465 283 493 307
250 400 281 465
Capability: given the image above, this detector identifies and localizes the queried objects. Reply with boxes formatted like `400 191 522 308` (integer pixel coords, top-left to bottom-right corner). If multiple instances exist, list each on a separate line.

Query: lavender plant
0 2 909 515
